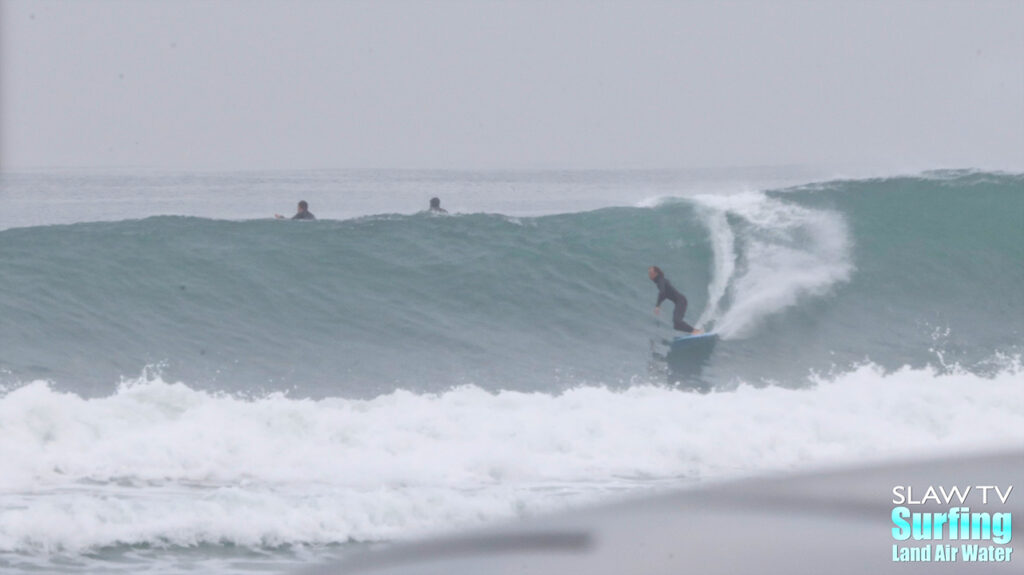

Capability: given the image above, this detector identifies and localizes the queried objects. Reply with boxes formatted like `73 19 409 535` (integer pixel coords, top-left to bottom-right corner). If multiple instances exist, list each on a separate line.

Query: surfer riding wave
649 266 703 335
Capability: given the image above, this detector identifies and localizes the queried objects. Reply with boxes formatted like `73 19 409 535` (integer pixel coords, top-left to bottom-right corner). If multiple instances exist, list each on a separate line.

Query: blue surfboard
671 332 718 345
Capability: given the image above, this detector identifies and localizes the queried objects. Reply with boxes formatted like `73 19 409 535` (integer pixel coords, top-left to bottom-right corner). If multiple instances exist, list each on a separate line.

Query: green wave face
1 172 1020 395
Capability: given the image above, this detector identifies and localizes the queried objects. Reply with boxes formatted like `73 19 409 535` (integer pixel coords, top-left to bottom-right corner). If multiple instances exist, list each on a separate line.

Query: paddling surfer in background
275 200 316 220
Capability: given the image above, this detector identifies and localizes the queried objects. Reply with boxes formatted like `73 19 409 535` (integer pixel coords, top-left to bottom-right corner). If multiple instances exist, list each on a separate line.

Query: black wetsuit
654 274 696 333
292 210 316 220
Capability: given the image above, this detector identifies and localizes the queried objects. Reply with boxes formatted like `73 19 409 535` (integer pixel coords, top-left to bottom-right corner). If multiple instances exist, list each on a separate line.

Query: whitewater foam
2 361 1022 553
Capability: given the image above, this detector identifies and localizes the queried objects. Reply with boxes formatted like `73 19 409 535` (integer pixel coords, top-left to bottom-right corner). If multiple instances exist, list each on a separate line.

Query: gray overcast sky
2 0 1022 171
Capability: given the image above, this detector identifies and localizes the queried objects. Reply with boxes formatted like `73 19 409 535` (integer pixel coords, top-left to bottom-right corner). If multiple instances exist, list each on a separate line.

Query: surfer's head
298 200 309 211
648 266 663 281
430 197 441 209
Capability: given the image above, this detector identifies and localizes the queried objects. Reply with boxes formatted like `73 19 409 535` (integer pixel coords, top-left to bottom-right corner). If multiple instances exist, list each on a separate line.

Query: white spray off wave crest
695 207 736 328
694 191 853 338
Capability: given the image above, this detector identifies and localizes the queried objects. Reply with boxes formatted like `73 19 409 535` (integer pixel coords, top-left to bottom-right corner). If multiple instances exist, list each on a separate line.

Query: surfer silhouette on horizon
275 200 316 220
649 266 702 335
428 197 448 213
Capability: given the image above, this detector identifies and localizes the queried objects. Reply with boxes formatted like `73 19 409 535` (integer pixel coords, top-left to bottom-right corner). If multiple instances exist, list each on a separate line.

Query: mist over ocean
2 169 1022 573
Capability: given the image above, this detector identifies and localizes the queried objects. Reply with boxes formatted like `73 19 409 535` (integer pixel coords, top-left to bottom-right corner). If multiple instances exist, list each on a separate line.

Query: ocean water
1 169 1022 573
